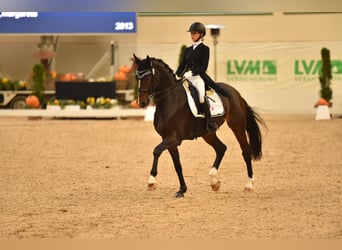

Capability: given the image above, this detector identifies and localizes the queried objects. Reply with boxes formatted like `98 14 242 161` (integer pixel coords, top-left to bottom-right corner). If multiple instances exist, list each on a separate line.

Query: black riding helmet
187 22 206 37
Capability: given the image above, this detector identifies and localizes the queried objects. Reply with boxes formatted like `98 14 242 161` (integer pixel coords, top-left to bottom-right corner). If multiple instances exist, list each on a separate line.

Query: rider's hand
175 75 181 80
183 71 192 79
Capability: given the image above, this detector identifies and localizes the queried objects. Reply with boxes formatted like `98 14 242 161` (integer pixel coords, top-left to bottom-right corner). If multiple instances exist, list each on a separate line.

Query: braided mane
151 57 177 79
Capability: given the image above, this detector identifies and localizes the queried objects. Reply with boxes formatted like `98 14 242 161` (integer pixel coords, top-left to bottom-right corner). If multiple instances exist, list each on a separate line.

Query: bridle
136 61 156 99
136 60 181 102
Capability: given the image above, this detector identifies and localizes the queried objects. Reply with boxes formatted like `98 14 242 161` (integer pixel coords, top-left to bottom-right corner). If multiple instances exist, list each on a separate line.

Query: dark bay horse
134 54 266 198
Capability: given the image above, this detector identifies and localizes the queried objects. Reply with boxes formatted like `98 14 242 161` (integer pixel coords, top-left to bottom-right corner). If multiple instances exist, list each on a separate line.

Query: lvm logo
227 60 277 82
294 60 342 82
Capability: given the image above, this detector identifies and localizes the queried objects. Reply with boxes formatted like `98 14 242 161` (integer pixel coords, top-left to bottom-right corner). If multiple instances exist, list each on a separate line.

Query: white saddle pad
182 81 225 118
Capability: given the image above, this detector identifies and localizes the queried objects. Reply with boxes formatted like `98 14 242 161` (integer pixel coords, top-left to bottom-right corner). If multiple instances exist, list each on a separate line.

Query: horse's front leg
147 135 181 193
168 146 187 198
147 153 159 191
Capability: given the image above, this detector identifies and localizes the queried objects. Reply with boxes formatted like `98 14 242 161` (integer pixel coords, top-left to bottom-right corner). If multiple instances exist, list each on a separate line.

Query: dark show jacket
175 43 210 77
175 43 230 97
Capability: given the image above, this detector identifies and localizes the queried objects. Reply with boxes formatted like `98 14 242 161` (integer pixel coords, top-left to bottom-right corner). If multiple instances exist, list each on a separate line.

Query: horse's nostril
140 102 146 107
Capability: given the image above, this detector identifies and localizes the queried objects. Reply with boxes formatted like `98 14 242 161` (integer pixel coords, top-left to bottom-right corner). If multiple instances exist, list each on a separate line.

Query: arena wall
1 11 341 113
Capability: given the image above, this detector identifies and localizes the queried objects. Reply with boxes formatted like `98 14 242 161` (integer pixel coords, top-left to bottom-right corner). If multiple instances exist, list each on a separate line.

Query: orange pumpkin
119 65 131 73
130 99 140 109
50 70 57 78
26 95 40 108
316 98 329 106
114 71 128 81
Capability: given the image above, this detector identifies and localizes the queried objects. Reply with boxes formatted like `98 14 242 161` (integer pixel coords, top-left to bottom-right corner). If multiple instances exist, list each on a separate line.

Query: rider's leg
190 75 217 132
200 97 218 132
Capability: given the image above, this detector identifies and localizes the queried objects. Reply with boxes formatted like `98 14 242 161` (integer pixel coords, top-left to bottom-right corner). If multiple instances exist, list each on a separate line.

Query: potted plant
315 48 333 107
177 45 187 76
31 63 46 108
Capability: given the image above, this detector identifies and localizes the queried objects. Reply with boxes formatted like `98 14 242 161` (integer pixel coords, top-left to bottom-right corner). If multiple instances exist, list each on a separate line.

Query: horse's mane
150 57 176 78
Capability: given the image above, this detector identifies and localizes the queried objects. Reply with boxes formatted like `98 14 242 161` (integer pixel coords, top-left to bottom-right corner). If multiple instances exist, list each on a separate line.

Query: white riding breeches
188 75 205 103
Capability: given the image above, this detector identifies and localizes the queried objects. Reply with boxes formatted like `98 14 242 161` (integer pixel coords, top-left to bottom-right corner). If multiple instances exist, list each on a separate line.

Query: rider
175 22 218 132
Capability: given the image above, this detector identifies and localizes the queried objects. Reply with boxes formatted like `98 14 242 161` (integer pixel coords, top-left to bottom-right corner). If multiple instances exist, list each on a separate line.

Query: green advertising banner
215 41 342 113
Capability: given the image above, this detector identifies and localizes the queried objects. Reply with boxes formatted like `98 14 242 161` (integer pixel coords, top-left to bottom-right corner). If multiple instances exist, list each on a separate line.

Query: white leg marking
245 178 255 191
148 175 157 184
209 167 218 176
209 167 218 185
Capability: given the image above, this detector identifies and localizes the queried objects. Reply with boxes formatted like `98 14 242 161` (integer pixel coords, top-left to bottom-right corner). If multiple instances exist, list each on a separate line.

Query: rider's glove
175 75 181 80
183 71 193 79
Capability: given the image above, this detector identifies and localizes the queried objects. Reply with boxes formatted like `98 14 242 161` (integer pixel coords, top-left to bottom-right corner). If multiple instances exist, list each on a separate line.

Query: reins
153 82 182 102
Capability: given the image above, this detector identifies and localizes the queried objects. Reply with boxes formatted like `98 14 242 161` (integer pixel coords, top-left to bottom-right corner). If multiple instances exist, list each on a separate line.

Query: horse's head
133 54 157 107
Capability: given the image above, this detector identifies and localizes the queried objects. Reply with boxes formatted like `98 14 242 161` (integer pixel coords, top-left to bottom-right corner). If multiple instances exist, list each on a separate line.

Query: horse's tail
244 99 267 161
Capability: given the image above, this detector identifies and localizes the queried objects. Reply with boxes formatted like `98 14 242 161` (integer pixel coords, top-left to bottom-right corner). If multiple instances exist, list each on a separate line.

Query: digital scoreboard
0 12 137 33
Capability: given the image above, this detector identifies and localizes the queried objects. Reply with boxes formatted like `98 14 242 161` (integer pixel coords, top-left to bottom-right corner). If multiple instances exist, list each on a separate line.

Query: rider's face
190 32 201 42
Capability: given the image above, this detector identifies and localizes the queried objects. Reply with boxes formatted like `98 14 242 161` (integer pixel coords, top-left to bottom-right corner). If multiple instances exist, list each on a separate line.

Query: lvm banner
215 41 342 113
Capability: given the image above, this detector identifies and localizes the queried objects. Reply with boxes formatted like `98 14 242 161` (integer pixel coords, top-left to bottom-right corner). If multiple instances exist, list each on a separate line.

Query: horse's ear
133 53 141 64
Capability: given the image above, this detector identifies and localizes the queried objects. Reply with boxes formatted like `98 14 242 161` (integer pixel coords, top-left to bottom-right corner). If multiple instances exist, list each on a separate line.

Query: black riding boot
200 97 218 132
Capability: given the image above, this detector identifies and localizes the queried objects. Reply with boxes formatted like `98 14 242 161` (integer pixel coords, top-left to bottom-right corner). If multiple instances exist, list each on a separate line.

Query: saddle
182 80 225 118
201 73 230 97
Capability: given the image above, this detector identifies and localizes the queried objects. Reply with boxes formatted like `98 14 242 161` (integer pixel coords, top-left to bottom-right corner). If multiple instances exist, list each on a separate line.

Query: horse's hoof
175 192 184 198
244 179 254 192
244 187 254 192
147 183 157 191
211 181 221 191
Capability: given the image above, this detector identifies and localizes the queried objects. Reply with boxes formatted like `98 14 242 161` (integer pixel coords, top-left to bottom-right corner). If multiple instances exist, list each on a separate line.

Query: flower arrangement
86 96 117 109
0 77 28 91
47 97 117 110
47 99 86 109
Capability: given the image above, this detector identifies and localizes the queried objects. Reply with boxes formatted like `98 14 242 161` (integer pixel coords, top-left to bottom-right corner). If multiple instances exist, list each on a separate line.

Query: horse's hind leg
227 118 254 192
202 133 227 191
